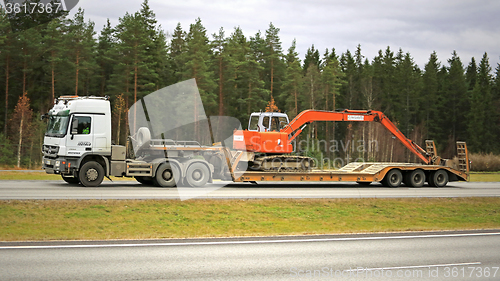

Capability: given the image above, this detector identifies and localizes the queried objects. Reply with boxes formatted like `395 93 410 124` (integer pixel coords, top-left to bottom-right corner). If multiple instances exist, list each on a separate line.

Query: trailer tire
185 162 210 187
382 169 403 187
135 176 155 186
404 169 426 187
428 170 448 187
62 175 80 184
154 163 180 187
79 161 104 187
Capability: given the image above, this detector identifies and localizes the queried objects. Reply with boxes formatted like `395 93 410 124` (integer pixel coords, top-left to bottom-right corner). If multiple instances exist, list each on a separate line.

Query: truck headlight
55 161 60 167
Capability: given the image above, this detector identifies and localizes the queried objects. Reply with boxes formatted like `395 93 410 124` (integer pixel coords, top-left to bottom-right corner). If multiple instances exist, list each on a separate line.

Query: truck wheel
382 169 402 187
79 161 104 187
62 175 80 184
185 162 210 187
154 163 180 187
404 169 425 187
135 176 154 186
428 170 448 187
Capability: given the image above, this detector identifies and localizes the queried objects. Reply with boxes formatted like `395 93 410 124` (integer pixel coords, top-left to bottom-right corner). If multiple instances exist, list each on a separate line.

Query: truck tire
79 161 104 187
154 163 180 187
382 169 403 187
184 162 210 187
404 169 425 187
62 175 80 184
428 170 448 187
135 176 155 186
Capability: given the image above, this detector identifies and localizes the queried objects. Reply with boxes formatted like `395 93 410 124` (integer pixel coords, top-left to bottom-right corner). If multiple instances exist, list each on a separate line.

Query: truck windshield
45 115 70 137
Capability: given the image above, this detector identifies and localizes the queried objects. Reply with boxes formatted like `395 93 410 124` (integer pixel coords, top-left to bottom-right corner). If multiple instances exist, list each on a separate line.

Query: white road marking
345 262 482 272
0 232 499 250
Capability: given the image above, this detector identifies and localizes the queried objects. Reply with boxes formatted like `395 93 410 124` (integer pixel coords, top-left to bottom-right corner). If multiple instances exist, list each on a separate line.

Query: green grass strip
0 198 499 241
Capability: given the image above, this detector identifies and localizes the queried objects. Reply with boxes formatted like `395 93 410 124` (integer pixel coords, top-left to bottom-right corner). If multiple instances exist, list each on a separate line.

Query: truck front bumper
42 157 77 175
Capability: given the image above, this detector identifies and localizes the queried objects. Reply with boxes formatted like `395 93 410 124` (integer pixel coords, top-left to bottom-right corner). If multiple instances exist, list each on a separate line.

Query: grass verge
469 172 500 182
1 198 499 241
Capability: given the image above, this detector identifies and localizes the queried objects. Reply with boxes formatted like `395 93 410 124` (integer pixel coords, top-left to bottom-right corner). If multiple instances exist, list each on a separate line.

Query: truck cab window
74 116 91 134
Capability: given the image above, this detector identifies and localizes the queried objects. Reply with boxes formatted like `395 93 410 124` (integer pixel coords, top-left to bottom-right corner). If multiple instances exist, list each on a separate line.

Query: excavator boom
283 109 430 164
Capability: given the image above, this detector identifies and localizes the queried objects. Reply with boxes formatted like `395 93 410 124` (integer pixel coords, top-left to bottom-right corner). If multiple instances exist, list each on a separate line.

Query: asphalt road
0 180 499 199
0 230 499 280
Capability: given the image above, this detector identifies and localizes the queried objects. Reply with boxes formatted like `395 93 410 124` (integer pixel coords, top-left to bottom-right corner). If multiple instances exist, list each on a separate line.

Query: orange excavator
233 109 436 171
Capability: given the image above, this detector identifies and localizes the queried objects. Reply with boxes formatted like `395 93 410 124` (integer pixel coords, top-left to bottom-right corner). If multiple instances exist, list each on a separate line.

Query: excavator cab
248 112 289 132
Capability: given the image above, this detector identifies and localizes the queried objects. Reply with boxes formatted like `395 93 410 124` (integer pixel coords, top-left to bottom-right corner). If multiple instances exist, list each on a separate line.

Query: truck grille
43 145 59 157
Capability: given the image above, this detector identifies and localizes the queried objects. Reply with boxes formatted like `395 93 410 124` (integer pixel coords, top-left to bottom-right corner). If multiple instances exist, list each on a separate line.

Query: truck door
66 115 93 157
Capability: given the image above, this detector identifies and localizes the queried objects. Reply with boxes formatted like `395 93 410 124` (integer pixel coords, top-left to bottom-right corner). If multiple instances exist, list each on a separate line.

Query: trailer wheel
135 176 155 186
404 169 426 187
62 175 80 184
382 169 403 187
428 170 448 187
79 161 104 187
185 162 210 187
154 163 180 187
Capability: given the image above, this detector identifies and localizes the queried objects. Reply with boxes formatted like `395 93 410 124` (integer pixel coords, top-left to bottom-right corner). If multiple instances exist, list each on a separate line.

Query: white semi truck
42 95 234 187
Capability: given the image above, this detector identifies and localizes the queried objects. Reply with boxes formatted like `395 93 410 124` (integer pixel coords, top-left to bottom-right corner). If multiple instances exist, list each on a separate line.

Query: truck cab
42 96 112 183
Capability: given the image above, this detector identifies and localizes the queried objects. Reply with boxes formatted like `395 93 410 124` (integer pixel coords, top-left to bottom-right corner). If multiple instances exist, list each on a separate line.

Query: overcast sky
76 0 499 70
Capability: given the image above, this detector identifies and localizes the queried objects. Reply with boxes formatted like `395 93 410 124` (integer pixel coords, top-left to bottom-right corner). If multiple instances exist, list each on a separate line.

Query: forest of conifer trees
1 0 499 168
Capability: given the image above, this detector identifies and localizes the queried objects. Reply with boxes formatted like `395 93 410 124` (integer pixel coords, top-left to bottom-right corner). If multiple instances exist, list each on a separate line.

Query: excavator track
250 155 316 172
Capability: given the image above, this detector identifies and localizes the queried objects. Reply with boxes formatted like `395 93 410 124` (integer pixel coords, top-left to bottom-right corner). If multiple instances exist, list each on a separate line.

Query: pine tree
183 18 217 115
467 53 494 153
44 17 67 107
321 48 344 158
169 23 186 84
493 63 500 149
264 23 285 103
394 50 421 138
139 0 167 89
15 23 42 97
212 27 227 116
422 51 441 140
96 19 116 96
466 57 477 93
280 39 303 116
112 11 158 133
303 45 320 74
223 26 265 122
0 8 13 134
445 51 468 142
240 30 268 121
340 50 356 109
66 8 97 96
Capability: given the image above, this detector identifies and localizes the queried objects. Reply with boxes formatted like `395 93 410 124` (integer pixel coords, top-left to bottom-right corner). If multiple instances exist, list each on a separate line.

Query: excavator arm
282 109 431 164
